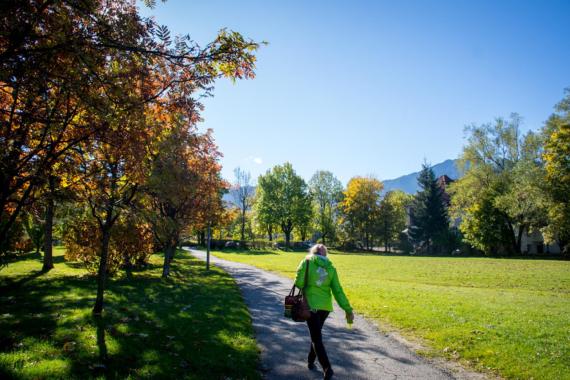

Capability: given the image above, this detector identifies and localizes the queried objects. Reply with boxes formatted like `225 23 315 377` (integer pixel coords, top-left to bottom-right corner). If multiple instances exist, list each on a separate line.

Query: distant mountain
222 185 256 205
221 160 461 202
382 159 463 195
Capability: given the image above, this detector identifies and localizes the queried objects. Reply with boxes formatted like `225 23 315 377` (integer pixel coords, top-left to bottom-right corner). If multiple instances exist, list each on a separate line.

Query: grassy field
0 248 259 379
212 249 570 380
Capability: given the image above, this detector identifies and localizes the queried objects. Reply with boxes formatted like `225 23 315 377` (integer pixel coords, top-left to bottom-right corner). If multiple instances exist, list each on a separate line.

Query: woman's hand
345 311 354 324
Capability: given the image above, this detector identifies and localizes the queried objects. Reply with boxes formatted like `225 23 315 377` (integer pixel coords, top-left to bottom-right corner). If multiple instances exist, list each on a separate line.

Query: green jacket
294 254 352 313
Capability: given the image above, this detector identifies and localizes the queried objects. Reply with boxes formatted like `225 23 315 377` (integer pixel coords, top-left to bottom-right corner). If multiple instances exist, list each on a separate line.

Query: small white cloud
253 157 263 165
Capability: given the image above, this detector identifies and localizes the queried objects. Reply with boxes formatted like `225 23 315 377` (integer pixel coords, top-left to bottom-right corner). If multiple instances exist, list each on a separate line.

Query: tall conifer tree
409 164 450 253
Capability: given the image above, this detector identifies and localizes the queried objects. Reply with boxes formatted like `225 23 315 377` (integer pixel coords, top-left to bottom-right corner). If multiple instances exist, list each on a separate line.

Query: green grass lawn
0 248 260 379
212 249 570 380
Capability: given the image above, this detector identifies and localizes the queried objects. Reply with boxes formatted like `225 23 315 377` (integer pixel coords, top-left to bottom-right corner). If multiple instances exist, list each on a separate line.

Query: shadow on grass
0 251 259 379
0 268 47 291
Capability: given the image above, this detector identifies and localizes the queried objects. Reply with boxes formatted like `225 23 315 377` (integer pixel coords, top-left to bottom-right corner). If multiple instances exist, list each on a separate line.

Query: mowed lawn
213 249 570 380
0 248 259 379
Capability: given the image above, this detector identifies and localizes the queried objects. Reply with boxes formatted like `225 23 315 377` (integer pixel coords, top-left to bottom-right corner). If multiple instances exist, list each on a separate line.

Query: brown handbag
284 259 311 322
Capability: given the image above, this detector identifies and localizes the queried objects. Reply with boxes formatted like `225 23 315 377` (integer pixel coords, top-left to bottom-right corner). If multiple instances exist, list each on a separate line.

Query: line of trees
222 164 413 251
222 90 569 257
0 0 260 313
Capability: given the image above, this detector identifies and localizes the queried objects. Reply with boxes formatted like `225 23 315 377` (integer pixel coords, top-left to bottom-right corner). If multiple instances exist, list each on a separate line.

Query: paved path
188 249 478 380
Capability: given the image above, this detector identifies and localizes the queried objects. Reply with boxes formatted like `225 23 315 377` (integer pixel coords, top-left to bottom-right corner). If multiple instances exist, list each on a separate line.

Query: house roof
436 175 454 206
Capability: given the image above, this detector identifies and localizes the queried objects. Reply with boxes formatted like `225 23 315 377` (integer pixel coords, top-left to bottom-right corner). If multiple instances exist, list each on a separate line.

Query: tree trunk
206 223 211 271
384 220 389 253
267 225 273 241
93 226 112 315
42 176 56 271
162 244 175 278
516 224 525 254
504 218 518 255
123 249 133 279
240 209 246 241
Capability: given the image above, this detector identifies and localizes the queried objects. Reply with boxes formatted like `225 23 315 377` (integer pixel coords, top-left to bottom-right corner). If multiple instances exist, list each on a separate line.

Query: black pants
307 310 331 370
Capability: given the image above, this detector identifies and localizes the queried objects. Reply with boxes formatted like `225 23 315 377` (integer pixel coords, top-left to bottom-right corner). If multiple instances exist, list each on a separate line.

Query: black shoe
308 361 316 370
323 368 334 379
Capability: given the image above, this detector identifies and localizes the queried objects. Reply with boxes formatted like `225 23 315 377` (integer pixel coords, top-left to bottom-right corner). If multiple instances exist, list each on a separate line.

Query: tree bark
516 224 525 254
206 223 211 270
384 219 389 253
93 226 112 315
42 175 56 271
267 225 273 241
240 208 246 241
282 220 293 249
504 218 518 255
162 244 175 278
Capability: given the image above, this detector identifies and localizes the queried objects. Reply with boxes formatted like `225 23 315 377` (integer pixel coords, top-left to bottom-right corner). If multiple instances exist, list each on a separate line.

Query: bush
63 214 153 275
395 232 414 254
0 217 29 257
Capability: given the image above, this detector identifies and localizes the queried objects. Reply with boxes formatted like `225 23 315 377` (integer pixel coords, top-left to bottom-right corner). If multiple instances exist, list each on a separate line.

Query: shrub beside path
188 248 488 380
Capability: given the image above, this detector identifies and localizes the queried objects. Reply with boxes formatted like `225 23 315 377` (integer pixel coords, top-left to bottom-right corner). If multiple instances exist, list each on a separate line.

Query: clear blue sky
139 0 570 185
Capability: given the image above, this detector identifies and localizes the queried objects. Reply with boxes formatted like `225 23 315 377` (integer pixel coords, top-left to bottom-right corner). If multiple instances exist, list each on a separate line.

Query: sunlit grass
213 249 570 380
0 248 260 379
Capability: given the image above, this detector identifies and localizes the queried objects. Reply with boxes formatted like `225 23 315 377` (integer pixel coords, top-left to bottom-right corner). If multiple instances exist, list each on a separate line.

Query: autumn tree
340 176 383 250
145 124 225 278
255 163 312 249
232 167 255 242
0 0 260 262
308 170 343 245
542 89 570 255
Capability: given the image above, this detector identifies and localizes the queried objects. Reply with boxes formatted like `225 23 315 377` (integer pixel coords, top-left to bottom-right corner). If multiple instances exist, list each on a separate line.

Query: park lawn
0 248 260 380
212 249 570 380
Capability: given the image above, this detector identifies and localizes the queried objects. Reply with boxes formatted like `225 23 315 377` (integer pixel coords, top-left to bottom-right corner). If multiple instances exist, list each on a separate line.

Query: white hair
309 244 328 256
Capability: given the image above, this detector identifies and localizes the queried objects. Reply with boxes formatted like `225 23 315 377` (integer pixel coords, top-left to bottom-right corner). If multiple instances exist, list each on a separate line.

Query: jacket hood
305 253 333 268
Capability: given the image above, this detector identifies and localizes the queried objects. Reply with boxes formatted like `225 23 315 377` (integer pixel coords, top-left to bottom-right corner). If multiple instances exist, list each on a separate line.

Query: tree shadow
0 268 47 291
0 250 260 379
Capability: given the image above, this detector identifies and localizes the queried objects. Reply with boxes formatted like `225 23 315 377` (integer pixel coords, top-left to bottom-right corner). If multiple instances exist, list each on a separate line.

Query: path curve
187 249 481 380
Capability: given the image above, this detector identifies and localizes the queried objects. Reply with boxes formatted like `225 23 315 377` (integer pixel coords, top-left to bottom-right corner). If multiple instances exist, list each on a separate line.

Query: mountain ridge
223 159 463 204
381 159 462 194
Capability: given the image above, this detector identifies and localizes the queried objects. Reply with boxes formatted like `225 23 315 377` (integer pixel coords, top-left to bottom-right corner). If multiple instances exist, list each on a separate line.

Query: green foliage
0 248 260 379
308 170 343 245
254 163 312 248
378 190 413 252
451 115 548 255
409 164 450 253
542 89 570 254
214 249 570 380
22 212 44 254
451 181 512 255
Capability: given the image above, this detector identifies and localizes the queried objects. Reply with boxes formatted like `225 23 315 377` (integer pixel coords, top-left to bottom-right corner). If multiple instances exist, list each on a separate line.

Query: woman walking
294 244 354 379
